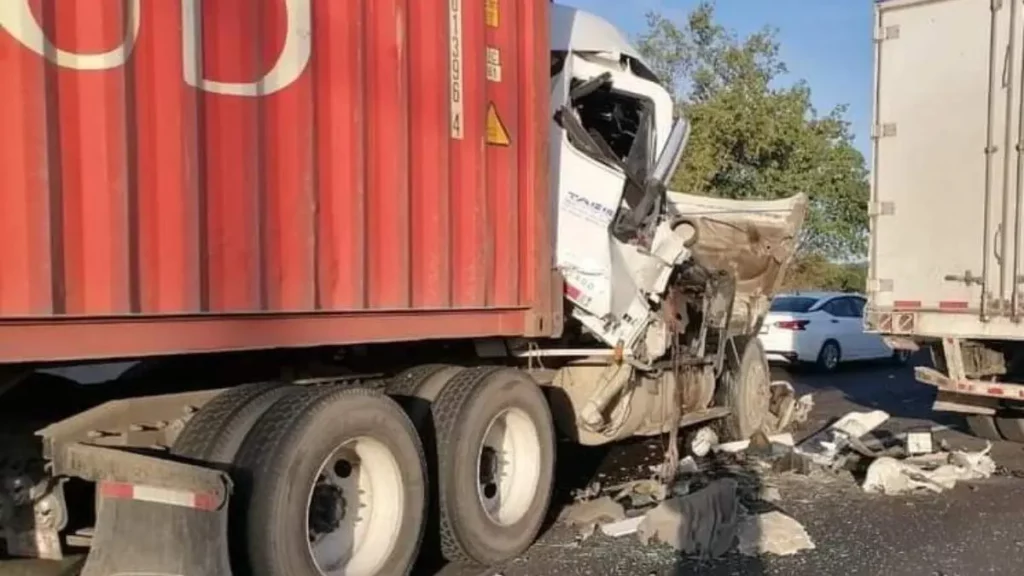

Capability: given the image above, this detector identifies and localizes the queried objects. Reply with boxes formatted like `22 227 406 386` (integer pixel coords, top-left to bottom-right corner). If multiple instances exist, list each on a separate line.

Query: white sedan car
758 291 910 372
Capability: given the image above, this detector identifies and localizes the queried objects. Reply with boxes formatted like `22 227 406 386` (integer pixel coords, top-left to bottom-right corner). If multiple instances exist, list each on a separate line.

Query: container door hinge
871 123 898 139
874 25 900 42
868 201 895 217
867 278 894 294
993 0 1004 12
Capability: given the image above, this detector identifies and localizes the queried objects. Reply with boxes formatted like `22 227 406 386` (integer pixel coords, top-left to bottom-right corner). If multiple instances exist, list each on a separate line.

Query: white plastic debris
690 427 718 458
736 511 815 557
831 410 890 439
600 515 645 537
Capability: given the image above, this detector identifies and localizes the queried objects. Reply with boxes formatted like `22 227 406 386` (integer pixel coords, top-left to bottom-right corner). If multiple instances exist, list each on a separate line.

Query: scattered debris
905 427 935 456
791 394 814 425
736 511 816 557
796 410 891 467
637 479 740 559
677 455 700 475
600 515 645 538
771 450 815 475
713 432 795 454
690 427 719 458
611 478 668 508
863 442 997 495
562 496 626 539
758 486 782 503
571 481 602 502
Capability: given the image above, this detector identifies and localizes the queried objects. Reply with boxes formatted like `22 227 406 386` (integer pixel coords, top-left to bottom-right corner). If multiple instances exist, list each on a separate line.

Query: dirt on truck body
0 2 806 575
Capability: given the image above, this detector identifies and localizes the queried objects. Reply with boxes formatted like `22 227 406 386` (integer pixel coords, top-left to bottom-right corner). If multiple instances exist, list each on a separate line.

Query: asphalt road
7 358 1024 575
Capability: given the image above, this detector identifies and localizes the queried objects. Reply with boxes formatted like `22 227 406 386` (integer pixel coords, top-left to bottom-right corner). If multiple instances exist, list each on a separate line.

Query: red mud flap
51 443 233 576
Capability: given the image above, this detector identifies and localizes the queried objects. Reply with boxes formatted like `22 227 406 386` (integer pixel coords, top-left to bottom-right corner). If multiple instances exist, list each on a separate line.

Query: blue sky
564 0 875 156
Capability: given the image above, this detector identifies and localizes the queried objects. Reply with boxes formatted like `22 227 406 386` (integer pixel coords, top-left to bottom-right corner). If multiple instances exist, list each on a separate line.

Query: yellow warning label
485 0 499 28
486 103 511 147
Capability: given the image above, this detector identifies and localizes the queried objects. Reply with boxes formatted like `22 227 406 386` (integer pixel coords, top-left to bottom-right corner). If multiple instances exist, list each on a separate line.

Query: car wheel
816 340 841 373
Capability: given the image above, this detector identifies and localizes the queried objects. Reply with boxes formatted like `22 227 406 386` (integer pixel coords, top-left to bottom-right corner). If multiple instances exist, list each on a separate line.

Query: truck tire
233 386 427 576
716 336 772 441
996 414 1024 443
430 367 555 566
172 381 294 461
966 414 1003 441
387 364 465 430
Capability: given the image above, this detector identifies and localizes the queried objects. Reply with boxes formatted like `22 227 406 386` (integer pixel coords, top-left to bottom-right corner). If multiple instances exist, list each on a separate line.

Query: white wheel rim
476 407 542 526
306 437 404 576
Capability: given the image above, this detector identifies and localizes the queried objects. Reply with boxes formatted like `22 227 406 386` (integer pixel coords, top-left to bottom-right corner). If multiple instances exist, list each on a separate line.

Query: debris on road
736 511 816 557
758 485 782 503
768 381 815 432
600 515 645 538
690 427 718 458
562 496 627 539
863 442 997 495
795 409 891 467
637 479 740 559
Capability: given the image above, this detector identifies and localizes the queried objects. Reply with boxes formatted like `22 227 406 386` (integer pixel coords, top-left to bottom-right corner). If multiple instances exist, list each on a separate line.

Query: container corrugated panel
0 0 556 362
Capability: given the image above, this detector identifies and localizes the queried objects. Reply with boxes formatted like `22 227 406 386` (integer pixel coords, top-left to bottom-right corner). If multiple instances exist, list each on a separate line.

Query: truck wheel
431 367 555 566
233 387 427 576
716 336 772 441
172 381 294 461
387 364 465 430
996 414 1024 443
816 340 842 373
966 415 1003 441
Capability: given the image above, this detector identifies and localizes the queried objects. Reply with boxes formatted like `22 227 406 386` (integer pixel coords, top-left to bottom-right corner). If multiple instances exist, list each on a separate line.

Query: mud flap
50 443 233 576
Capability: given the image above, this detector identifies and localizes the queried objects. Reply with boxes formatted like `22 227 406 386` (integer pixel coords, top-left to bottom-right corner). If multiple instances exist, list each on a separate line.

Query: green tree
636 2 869 260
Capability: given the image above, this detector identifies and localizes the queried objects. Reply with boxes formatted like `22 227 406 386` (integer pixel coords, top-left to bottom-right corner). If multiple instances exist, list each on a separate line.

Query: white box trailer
869 0 1024 440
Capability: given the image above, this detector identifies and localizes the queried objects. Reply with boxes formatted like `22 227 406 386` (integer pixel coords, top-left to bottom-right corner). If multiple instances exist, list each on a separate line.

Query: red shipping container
0 0 557 363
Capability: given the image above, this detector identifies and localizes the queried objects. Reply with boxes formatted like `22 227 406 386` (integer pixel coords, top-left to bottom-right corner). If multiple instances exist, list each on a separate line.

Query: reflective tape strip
99 481 220 511
939 301 969 310
893 300 922 309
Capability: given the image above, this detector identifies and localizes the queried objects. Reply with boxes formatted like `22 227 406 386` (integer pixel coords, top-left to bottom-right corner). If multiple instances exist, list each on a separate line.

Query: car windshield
769 296 819 313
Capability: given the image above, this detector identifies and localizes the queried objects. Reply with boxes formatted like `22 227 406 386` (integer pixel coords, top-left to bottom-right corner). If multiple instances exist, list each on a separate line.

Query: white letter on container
181 0 312 97
0 0 141 70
